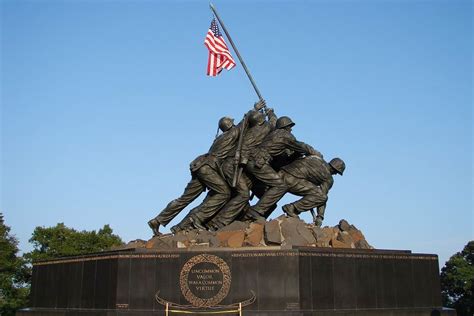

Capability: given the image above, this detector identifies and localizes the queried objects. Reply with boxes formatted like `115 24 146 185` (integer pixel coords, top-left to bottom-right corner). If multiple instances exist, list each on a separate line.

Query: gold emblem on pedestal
179 254 231 307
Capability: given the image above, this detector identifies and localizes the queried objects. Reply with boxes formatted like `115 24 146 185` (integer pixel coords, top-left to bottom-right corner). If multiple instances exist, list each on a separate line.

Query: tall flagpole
209 3 263 101
209 3 263 187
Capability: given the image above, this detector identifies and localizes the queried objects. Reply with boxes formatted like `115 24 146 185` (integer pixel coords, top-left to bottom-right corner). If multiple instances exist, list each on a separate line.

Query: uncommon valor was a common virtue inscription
178 254 231 307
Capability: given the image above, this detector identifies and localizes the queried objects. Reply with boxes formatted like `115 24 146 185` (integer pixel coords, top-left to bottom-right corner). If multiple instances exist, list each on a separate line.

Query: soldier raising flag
148 4 345 235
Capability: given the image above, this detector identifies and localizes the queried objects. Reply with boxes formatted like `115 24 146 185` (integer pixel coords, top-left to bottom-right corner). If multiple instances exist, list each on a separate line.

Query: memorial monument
18 4 455 316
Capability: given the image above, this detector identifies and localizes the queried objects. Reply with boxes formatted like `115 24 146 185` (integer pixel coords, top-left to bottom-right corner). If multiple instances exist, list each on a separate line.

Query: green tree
0 213 29 316
440 241 474 316
25 223 124 262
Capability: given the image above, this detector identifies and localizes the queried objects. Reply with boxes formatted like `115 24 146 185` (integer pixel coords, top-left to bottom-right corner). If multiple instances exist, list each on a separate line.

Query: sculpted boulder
132 218 373 250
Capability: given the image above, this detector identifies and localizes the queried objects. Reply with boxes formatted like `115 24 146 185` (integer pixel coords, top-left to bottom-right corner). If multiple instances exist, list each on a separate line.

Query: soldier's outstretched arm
300 141 322 157
254 99 266 111
234 99 266 129
287 136 323 158
320 178 334 195
265 107 277 129
234 115 246 129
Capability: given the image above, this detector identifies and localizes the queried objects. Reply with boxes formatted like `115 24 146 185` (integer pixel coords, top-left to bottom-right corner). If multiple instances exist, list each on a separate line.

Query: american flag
204 18 236 76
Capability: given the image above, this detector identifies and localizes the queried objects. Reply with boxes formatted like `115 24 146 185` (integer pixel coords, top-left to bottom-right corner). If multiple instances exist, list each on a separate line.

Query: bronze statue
280 156 345 227
244 116 322 221
147 116 240 236
208 102 277 230
148 100 345 235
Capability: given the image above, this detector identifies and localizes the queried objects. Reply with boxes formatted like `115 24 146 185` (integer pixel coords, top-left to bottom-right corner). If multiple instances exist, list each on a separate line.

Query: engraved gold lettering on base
179 254 231 307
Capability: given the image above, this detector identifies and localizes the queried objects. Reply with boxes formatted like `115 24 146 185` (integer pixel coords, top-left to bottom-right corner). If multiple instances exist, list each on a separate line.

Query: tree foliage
440 240 474 316
24 223 124 262
0 213 30 316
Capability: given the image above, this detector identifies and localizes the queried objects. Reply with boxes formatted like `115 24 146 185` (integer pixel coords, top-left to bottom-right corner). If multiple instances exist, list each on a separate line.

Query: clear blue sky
1 0 472 268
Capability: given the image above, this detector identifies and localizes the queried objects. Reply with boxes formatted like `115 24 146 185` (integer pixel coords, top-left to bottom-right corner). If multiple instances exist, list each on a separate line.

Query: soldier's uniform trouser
282 173 328 212
187 165 231 224
208 158 252 227
245 160 288 215
156 164 230 226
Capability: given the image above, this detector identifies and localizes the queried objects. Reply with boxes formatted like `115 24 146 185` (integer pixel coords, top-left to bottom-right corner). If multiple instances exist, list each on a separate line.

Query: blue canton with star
211 19 222 37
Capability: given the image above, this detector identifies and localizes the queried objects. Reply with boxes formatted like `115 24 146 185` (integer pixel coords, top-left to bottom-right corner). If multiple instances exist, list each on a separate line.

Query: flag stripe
205 36 234 60
204 19 236 77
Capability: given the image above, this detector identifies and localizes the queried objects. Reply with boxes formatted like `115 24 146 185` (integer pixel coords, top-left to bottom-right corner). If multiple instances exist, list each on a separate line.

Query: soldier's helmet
248 110 265 127
329 158 345 175
276 116 295 129
219 117 234 132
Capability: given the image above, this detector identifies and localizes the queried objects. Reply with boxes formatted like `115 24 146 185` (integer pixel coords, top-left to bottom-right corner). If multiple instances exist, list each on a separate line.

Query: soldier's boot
246 208 266 224
207 221 223 232
314 215 324 227
282 204 300 218
170 225 181 235
190 216 207 231
207 224 218 233
147 218 163 237
171 217 193 234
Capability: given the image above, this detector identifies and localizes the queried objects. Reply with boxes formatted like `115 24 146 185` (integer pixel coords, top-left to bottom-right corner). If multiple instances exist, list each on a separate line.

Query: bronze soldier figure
208 101 277 229
281 156 345 227
147 116 239 236
245 116 322 221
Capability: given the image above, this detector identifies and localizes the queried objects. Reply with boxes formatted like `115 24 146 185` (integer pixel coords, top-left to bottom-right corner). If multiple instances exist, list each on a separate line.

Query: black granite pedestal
18 247 456 316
